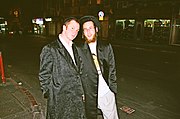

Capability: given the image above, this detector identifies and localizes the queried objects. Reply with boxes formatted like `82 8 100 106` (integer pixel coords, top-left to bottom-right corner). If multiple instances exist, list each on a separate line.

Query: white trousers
98 91 119 119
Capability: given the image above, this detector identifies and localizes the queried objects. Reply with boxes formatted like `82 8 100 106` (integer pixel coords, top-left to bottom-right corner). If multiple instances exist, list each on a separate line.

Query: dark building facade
41 0 180 45
112 0 180 45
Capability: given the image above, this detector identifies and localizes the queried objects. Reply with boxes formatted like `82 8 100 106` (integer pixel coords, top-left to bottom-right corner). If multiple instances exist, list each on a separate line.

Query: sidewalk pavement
0 77 105 119
0 77 45 119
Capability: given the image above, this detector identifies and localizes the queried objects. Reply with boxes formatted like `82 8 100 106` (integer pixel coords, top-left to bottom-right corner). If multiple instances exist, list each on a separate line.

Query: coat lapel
97 40 103 64
72 44 81 72
82 43 98 71
56 39 78 71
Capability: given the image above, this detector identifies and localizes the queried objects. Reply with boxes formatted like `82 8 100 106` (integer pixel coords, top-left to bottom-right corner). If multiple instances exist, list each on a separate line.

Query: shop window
115 19 135 41
0 17 7 34
173 19 180 44
144 19 170 44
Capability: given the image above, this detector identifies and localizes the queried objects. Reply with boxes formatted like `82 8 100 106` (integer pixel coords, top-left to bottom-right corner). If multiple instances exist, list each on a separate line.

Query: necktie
92 54 101 75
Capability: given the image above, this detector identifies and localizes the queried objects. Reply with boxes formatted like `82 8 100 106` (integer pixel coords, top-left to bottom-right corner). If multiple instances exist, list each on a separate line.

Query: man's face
83 21 97 43
64 20 80 41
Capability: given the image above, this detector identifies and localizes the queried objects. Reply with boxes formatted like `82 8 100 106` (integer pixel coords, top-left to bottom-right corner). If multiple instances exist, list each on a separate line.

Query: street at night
0 35 179 119
1 0 180 119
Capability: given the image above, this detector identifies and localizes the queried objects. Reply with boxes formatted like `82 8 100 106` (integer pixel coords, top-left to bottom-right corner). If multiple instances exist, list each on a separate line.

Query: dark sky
0 0 43 18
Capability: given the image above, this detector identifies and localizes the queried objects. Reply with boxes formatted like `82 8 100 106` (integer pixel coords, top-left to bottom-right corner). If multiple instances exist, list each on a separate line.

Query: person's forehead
68 20 79 26
83 21 94 27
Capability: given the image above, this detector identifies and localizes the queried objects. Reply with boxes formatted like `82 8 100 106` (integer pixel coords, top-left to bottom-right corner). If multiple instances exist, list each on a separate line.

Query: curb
1 78 45 119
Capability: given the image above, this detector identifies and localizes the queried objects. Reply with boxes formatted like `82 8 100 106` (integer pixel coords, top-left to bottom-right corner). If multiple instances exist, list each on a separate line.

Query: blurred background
0 0 180 45
0 1 180 119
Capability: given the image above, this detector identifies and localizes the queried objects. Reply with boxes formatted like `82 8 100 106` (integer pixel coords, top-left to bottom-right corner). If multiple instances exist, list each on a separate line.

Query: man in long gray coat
39 17 86 119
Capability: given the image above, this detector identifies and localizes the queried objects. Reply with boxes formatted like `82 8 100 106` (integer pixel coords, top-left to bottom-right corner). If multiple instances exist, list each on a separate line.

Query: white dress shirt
59 34 76 65
88 41 110 97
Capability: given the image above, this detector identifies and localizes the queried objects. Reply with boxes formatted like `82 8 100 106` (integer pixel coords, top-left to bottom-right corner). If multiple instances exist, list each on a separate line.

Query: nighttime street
0 34 179 119
1 0 180 119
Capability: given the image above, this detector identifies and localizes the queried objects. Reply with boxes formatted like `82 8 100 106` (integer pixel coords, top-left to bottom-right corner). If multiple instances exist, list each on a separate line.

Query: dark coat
76 40 117 119
39 38 86 119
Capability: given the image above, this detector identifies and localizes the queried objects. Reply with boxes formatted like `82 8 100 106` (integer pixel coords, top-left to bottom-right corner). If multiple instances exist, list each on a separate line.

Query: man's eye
84 27 94 31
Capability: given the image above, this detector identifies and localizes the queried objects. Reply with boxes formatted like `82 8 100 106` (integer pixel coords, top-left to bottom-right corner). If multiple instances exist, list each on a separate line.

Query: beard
84 33 96 44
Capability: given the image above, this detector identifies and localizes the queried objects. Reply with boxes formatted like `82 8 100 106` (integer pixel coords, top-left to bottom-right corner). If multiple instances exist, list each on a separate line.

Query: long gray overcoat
39 38 86 119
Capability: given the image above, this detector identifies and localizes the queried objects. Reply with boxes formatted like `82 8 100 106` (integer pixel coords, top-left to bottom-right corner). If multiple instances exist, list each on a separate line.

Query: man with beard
76 16 119 119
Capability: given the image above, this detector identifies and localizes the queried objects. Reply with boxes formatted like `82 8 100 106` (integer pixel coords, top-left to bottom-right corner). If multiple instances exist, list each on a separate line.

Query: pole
0 52 6 83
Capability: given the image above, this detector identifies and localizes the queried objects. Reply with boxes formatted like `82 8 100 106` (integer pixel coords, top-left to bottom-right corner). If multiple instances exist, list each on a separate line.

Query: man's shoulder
74 40 85 47
44 39 59 47
98 39 111 47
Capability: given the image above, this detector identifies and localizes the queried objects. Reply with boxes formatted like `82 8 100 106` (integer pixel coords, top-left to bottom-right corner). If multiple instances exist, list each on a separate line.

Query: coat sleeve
39 45 53 98
108 43 117 94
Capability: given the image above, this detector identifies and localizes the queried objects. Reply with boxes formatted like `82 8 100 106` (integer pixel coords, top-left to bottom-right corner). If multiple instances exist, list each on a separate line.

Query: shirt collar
88 40 97 55
59 34 73 47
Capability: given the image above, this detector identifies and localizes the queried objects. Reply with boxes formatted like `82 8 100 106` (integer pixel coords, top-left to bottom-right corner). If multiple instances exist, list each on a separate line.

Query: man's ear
96 27 98 32
63 25 66 31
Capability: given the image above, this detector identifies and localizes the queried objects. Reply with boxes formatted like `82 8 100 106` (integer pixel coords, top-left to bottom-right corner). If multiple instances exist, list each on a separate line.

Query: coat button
82 94 85 102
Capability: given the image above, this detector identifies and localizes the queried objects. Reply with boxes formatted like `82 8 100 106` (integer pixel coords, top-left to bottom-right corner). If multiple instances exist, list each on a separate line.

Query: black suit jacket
76 39 117 119
39 38 86 119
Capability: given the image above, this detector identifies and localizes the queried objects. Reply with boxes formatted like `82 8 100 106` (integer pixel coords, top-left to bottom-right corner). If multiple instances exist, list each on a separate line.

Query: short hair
63 17 79 26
